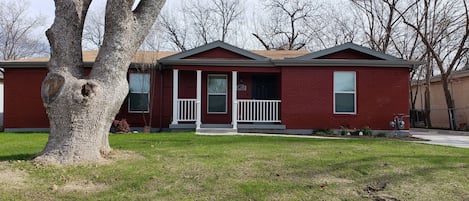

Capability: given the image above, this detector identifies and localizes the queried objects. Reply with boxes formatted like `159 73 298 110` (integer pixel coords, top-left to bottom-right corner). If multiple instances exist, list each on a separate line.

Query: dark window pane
335 93 355 113
129 93 149 112
208 95 226 113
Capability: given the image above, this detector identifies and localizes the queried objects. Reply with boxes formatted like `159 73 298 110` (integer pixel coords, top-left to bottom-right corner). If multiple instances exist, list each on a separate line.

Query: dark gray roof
2 42 419 70
160 40 269 61
294 42 401 60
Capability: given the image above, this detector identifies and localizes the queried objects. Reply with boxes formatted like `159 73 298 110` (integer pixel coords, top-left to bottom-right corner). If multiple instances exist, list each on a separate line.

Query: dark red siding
115 69 173 129
281 66 410 130
237 73 253 99
4 68 49 129
318 49 382 60
185 47 252 60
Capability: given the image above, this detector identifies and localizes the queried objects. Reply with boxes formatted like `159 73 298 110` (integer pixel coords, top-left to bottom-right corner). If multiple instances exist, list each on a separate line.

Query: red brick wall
4 65 410 131
3 67 173 130
281 66 410 130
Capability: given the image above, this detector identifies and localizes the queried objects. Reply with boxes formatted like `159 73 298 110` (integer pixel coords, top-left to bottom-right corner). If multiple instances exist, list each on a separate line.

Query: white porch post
171 69 179 125
232 71 238 130
196 70 202 129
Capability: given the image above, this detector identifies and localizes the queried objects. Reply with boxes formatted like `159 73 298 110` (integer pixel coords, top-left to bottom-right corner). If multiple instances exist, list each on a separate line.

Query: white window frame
128 73 151 113
207 74 228 114
333 71 356 114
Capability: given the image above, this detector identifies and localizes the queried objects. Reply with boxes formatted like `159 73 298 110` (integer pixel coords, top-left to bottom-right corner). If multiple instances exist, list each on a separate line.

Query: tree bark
34 0 165 165
36 73 127 164
441 74 457 130
424 52 432 128
424 80 432 128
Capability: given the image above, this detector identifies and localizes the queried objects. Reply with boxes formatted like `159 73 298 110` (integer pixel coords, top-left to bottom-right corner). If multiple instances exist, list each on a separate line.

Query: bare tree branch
0 1 48 61
252 0 320 50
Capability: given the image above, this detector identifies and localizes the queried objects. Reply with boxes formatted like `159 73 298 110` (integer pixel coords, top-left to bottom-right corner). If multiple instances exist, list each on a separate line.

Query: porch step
196 128 238 135
200 124 232 128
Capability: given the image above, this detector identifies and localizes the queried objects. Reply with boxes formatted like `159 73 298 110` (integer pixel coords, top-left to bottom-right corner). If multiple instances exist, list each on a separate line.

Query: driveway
411 130 469 148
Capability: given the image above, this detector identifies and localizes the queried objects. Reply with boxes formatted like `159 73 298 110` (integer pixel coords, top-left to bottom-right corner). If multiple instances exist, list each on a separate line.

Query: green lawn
0 132 468 201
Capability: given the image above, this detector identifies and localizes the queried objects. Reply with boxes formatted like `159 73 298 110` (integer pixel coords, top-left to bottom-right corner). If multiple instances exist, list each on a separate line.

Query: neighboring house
0 72 3 128
411 68 469 129
1 41 416 134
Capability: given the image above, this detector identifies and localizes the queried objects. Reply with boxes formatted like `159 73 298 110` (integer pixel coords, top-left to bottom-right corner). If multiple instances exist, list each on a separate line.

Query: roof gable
295 42 401 60
160 40 269 61
184 47 253 59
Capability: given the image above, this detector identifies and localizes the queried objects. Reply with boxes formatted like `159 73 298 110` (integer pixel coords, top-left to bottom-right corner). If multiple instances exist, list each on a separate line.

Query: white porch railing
237 100 281 123
177 99 196 122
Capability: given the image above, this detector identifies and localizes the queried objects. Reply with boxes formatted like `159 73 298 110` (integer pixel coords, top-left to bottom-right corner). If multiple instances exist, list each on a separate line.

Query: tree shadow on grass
0 153 37 161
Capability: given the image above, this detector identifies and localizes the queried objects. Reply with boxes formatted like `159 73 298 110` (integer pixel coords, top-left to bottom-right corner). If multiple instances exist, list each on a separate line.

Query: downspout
148 63 157 132
409 65 414 127
158 63 164 132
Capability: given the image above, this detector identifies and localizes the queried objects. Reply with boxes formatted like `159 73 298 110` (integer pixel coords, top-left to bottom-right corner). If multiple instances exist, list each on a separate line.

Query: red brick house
1 41 417 134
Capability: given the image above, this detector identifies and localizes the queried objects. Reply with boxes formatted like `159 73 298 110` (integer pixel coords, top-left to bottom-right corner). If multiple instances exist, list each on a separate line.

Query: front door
204 74 231 124
252 75 279 100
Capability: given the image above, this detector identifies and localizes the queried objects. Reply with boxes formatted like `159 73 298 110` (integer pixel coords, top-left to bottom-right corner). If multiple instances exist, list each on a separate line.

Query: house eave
0 61 48 68
158 59 419 69
1 61 153 69
0 61 95 68
274 59 419 68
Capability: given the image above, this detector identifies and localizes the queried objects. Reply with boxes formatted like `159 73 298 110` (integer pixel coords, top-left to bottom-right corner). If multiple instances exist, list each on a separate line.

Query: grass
0 132 468 200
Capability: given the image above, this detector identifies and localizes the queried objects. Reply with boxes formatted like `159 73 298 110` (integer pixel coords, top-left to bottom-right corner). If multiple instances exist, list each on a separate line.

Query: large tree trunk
36 72 128 164
33 0 165 165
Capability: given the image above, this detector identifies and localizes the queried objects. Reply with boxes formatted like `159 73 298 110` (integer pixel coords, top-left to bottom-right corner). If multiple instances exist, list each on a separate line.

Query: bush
348 127 373 136
111 118 130 133
313 128 334 135
360 127 373 136
351 130 361 136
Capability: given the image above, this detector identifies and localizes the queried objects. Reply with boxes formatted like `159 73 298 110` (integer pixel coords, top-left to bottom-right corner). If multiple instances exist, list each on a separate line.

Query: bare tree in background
82 6 105 49
350 0 402 53
211 0 243 42
158 11 189 51
184 1 216 45
396 0 469 130
0 0 47 60
252 0 321 50
158 0 244 50
141 22 164 51
35 0 166 165
313 3 360 49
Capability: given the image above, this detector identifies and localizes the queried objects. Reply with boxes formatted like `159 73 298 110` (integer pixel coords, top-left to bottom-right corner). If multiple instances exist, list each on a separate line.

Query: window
334 71 356 114
208 75 227 113
129 73 150 112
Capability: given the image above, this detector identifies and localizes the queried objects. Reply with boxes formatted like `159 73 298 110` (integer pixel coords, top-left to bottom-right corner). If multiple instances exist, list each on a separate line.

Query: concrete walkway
197 132 348 139
411 129 469 148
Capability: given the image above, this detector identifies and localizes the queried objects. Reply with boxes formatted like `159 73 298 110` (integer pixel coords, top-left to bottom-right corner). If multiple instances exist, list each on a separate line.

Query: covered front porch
169 69 285 132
